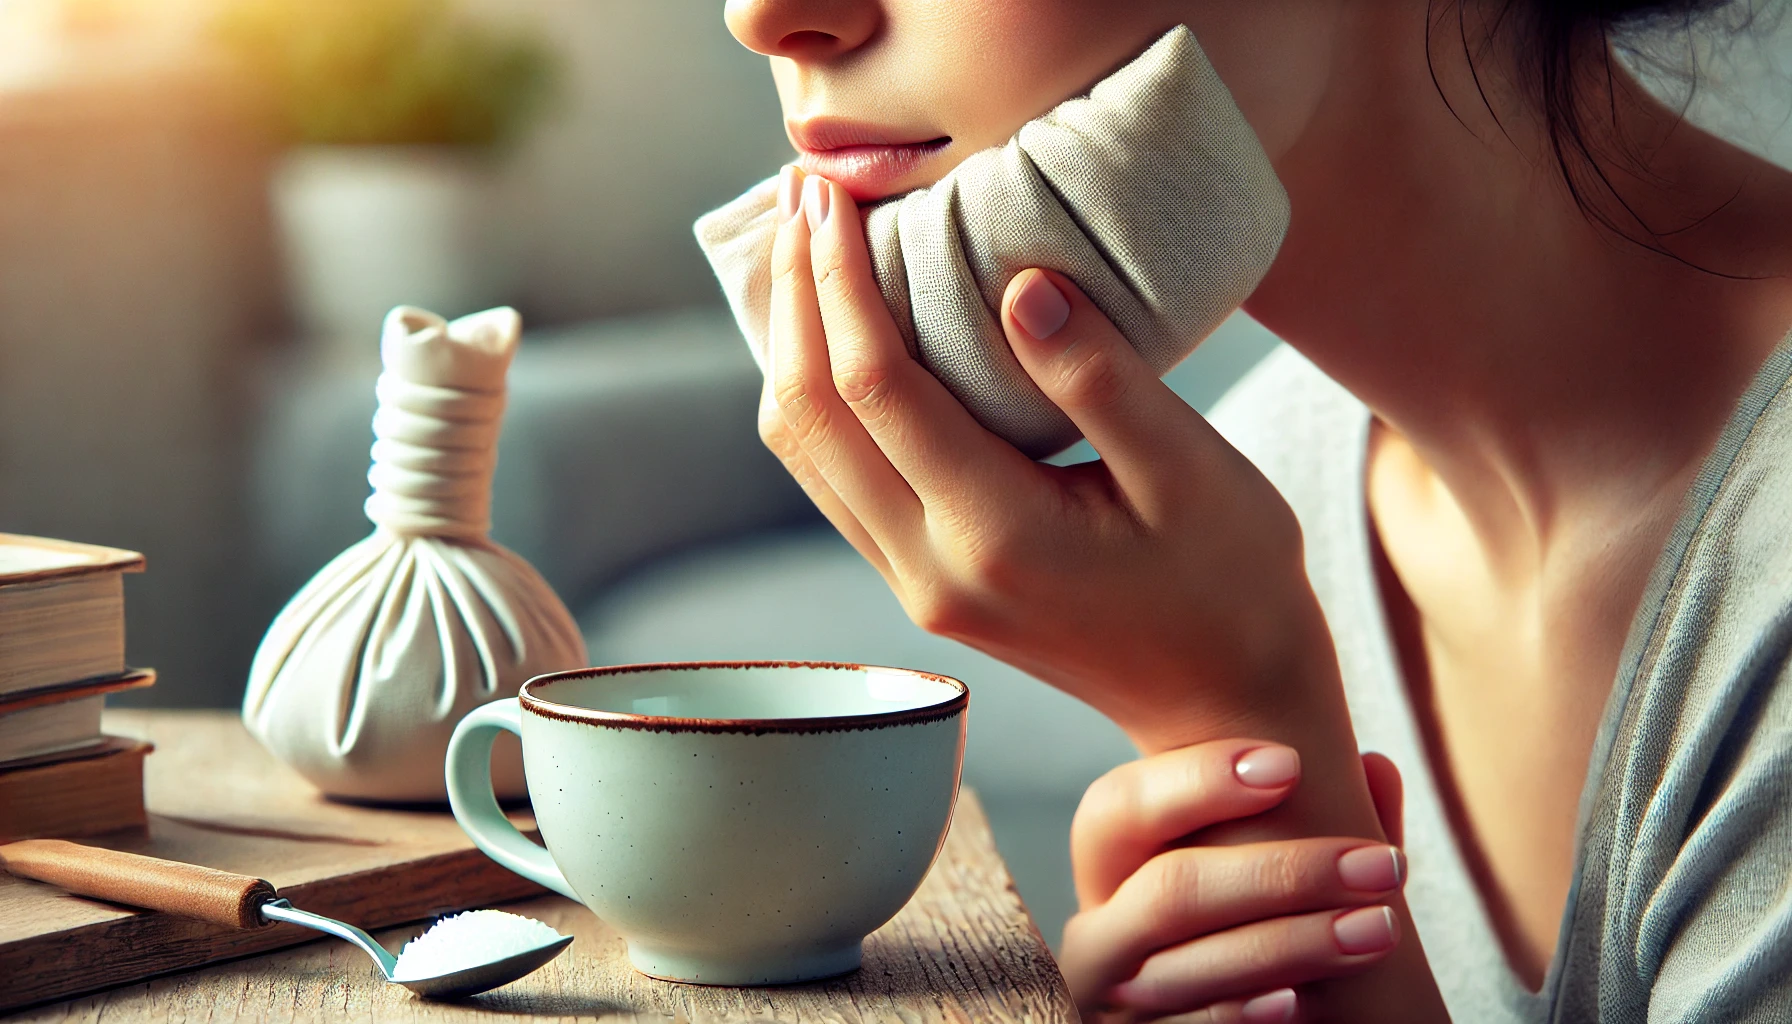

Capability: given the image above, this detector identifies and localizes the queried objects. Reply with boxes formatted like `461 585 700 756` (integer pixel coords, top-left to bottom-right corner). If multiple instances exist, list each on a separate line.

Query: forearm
1213 691 1448 1021
1100 599 1452 1022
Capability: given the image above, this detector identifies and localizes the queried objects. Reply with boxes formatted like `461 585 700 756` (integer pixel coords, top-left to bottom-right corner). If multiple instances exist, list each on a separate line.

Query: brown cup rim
519 660 969 734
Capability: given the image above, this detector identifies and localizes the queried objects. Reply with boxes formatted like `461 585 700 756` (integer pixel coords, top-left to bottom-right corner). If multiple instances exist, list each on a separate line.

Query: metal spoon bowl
261 899 573 999
0 839 572 1000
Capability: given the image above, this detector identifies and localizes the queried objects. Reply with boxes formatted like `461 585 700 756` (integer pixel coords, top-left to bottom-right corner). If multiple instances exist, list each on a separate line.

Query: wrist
1105 588 1345 756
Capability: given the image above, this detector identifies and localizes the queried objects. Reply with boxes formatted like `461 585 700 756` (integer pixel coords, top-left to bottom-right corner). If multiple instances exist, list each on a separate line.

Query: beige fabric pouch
695 25 1290 458
242 307 587 803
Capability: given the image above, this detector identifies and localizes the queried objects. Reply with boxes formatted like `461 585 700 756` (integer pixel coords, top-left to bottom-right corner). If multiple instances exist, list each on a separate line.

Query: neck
1243 4 1792 574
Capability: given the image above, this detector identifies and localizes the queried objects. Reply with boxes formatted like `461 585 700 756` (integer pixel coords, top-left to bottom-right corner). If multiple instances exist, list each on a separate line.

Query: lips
789 118 951 202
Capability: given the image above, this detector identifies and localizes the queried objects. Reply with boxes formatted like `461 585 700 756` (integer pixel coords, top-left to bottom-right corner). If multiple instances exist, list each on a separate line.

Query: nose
724 0 880 61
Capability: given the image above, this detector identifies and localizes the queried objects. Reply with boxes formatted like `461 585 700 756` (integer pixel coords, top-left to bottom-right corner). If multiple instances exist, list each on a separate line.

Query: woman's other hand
1063 742 1410 1022
763 165 1328 753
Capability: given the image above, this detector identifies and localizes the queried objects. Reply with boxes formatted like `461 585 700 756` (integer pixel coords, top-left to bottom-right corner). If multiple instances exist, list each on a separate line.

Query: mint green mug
446 661 967 985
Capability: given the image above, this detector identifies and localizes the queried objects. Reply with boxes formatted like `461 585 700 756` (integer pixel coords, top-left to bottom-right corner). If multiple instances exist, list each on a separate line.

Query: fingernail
778 165 803 221
803 174 830 230
1010 270 1070 340
1338 845 1404 892
1234 745 1300 789
1241 988 1298 1024
1333 905 1399 956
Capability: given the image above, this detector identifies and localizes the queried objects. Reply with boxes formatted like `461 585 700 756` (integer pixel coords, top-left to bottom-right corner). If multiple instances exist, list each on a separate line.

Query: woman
719 1 1792 1020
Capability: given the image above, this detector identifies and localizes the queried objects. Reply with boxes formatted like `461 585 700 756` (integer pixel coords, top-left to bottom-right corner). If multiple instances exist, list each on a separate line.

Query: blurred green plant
213 0 556 148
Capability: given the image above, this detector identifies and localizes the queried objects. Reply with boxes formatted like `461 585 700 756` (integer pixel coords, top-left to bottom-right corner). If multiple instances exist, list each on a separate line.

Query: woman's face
724 0 1340 203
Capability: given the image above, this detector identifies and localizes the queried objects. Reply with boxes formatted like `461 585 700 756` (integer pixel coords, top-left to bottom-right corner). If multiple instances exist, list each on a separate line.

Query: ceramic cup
445 661 968 985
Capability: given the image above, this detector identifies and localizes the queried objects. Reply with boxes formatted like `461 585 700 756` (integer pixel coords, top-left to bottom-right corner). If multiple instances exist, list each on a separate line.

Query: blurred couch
255 304 1279 945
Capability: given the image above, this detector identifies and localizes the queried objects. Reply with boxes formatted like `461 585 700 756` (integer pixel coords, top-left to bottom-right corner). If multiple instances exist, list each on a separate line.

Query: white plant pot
272 146 517 361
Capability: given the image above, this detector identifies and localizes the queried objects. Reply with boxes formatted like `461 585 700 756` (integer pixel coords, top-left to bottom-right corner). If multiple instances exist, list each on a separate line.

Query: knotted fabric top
695 25 1291 458
364 306 518 538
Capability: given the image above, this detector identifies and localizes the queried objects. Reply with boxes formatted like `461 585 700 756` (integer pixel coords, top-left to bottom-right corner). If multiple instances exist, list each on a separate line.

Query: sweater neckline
1314 331 1792 1014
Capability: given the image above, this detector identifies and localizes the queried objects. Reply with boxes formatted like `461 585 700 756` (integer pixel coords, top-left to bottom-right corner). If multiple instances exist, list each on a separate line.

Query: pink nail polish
1333 905 1399 956
1338 845 1404 892
778 165 802 221
1010 271 1070 340
803 174 830 230
1233 745 1300 789
1241 989 1297 1024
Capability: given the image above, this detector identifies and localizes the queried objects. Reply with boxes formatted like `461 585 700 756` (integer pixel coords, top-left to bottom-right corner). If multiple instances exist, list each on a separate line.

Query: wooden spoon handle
0 838 276 929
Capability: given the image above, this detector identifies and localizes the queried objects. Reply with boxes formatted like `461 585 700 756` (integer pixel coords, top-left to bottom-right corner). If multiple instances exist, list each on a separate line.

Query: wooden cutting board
2 710 1075 1023
0 710 546 1012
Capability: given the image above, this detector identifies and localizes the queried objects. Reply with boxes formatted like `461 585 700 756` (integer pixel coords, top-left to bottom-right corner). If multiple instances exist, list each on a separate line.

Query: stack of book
0 534 156 842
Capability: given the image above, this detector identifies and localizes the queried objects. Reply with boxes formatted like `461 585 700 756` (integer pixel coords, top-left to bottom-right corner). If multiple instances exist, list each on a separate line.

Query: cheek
906 1 1173 152
768 58 801 117
758 0 1181 197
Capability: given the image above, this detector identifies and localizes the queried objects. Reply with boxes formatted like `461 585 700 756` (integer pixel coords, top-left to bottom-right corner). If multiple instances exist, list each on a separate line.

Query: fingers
1154 989 1299 1024
756 372 895 580
1001 269 1227 517
1109 905 1402 1018
1061 837 1405 1002
801 173 1037 506
1073 740 1303 908
1067 742 1406 1019
768 166 924 545
1361 752 1405 848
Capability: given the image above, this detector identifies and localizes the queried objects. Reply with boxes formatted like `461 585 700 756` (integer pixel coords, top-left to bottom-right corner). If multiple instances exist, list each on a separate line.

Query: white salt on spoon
383 909 571 995
259 898 572 999
394 910 568 983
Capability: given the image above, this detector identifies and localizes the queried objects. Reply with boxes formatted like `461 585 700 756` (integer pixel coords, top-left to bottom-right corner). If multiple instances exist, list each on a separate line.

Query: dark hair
1435 0 1758 271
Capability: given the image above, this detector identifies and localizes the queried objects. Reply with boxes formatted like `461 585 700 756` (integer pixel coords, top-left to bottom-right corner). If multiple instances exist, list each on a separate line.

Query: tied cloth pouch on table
695 25 1291 459
243 307 587 803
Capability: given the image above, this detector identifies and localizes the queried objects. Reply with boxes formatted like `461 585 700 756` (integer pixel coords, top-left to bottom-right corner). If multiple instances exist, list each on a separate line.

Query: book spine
0 742 148 843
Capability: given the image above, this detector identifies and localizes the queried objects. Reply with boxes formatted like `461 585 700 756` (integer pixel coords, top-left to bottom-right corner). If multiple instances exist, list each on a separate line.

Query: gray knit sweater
1210 338 1792 1023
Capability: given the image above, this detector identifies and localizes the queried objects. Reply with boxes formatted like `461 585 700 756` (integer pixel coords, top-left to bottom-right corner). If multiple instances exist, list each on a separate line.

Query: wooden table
5 712 1075 1023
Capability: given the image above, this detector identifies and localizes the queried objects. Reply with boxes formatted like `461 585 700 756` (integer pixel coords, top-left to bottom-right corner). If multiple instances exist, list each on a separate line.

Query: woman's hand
763 164 1326 752
1063 741 1409 1023
766 166 1451 1019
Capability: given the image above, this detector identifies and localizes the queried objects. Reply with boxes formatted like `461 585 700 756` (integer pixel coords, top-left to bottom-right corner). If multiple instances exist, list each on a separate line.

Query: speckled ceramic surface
446 662 967 985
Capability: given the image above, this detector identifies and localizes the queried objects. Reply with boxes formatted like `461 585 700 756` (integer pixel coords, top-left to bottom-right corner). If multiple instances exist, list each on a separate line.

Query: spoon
0 839 572 999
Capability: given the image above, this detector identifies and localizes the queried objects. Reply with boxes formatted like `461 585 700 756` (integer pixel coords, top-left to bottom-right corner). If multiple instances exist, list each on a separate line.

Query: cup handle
446 698 580 901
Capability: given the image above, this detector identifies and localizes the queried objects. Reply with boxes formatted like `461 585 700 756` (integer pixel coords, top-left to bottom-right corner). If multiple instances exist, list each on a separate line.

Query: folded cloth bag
243 306 587 803
695 25 1291 458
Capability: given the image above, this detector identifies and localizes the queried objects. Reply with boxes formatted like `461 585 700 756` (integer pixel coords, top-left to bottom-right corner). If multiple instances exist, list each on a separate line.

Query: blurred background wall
0 0 284 707
481 0 793 321
0 0 795 705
